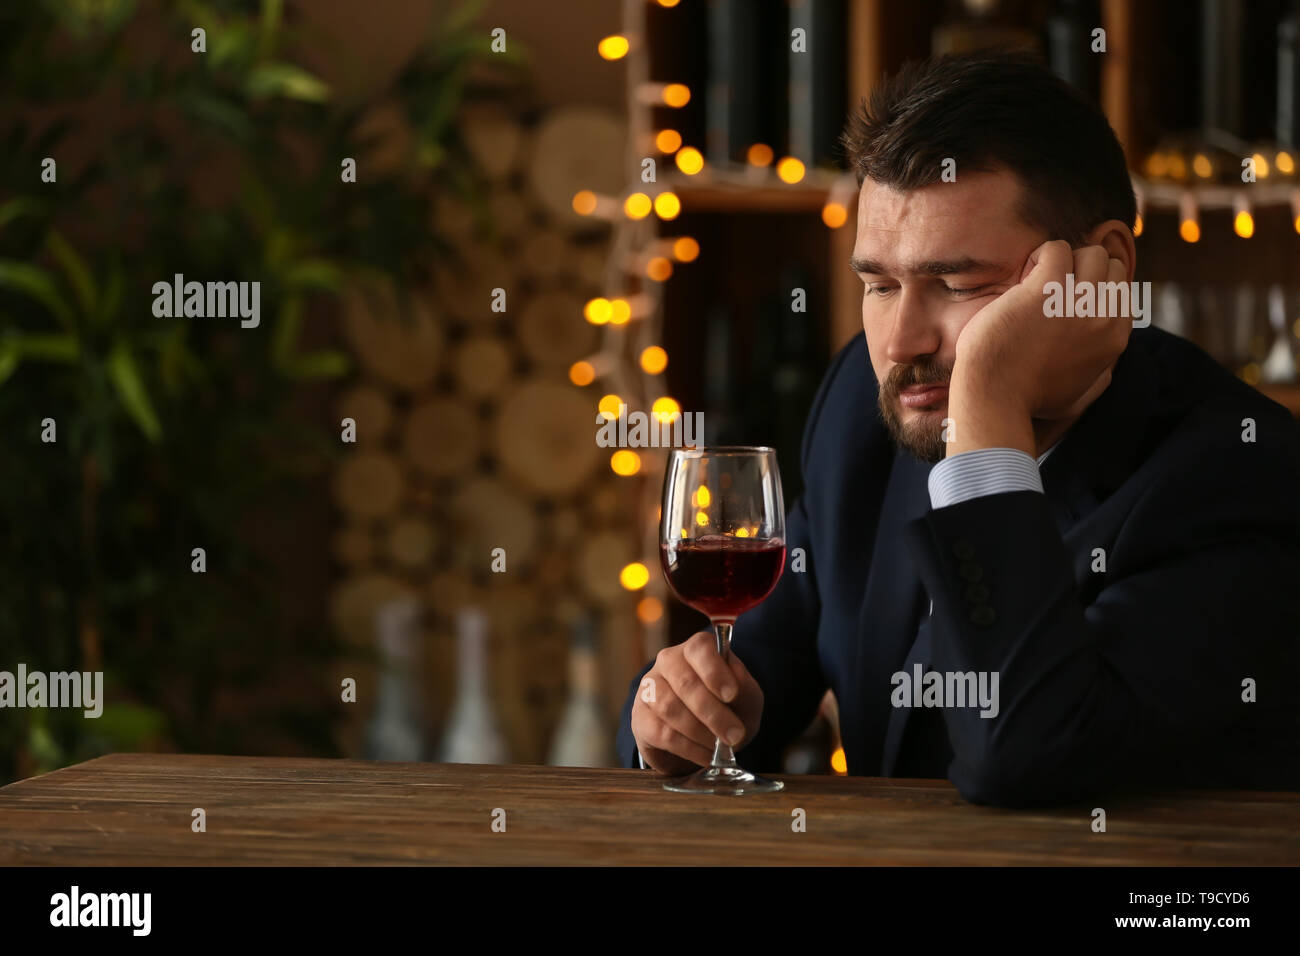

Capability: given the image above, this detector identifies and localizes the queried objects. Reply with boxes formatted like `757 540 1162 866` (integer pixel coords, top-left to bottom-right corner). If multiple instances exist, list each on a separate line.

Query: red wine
661 535 785 621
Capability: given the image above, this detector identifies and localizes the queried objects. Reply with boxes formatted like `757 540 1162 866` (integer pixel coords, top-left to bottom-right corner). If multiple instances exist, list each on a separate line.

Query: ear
1082 219 1137 283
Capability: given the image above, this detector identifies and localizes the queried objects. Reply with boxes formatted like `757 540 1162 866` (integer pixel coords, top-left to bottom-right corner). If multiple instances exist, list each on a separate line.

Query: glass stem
710 620 739 771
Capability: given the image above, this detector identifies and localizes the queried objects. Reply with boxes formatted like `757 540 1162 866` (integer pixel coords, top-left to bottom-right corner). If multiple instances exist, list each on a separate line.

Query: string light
672 236 699 261
640 346 668 374
1178 192 1200 243
611 450 641 476
1277 150 1295 176
653 192 681 219
598 35 629 60
584 297 612 324
636 596 664 623
776 156 806 184
598 394 623 420
1232 194 1254 239
568 360 596 386
651 396 680 422
646 257 673 281
655 129 682 153
822 202 848 228
609 298 632 324
663 83 690 107
1192 153 1213 179
1292 191 1300 234
1251 151 1270 179
623 192 652 219
675 147 704 175
746 143 774 167
572 190 598 215
1133 213 1144 237
620 562 650 589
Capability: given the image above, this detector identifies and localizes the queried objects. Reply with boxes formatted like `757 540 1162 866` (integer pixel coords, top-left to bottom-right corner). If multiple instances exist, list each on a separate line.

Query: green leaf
0 260 76 328
176 90 251 142
99 265 124 323
0 339 18 387
0 197 45 233
107 341 162 441
270 294 302 362
12 332 79 362
283 258 341 291
46 230 98 317
90 702 167 748
281 350 350 380
258 0 284 59
245 63 330 103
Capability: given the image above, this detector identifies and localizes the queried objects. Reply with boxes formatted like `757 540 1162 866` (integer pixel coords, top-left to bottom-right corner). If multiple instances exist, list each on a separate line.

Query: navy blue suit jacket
616 326 1300 806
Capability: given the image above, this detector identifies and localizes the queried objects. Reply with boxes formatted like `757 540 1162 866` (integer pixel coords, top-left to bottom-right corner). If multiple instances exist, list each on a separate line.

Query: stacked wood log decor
329 102 643 764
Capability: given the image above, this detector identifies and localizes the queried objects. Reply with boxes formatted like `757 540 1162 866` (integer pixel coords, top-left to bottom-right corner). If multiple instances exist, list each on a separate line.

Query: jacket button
969 605 997 627
952 538 976 560
958 562 983 582
964 583 990 603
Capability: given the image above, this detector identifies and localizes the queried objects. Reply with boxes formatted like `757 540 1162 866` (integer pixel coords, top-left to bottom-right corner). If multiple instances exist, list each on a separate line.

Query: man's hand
948 239 1132 452
631 630 764 775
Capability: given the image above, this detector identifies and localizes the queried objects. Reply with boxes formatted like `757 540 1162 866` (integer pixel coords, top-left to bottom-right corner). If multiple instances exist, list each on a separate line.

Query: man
615 51 1300 807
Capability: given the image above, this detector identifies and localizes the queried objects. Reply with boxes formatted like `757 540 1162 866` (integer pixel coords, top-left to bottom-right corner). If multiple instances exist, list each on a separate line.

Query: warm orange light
1234 210 1255 238
830 747 847 774
652 396 680 422
656 0 681 7
654 192 681 220
646 257 673 281
1252 152 1270 179
776 156 806 184
693 486 710 507
1167 154 1187 180
1277 151 1295 175
598 394 623 420
611 450 641 476
1295 216 1300 235
620 562 650 589
568 361 595 386
1144 151 1168 179
746 143 774 167
609 298 632 325
1179 218 1200 243
672 236 700 262
655 129 682 153
636 596 664 623
572 190 598 215
663 84 691 108
598 35 629 60
695 509 709 527
640 346 668 374
624 193 652 219
734 527 750 538
1192 154 1213 179
1133 213 1143 237
675 147 704 175
584 297 612 324
822 202 848 228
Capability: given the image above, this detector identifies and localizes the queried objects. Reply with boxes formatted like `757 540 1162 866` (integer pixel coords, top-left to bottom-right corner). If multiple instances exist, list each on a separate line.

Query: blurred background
2 0 1298 786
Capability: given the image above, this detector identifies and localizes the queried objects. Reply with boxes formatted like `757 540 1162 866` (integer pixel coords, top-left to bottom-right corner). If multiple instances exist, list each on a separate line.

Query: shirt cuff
928 447 1044 509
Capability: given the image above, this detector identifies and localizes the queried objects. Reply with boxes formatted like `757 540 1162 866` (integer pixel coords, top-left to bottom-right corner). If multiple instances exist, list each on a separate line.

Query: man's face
853 169 1048 463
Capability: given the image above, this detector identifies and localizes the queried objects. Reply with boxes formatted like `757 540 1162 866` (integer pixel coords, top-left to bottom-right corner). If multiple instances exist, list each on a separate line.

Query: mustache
885 361 954 394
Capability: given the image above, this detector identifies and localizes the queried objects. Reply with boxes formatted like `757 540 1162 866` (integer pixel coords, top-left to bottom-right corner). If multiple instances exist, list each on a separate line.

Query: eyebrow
850 256 1003 277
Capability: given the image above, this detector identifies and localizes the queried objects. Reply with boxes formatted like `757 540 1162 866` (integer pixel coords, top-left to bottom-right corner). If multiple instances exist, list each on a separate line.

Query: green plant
0 0 517 783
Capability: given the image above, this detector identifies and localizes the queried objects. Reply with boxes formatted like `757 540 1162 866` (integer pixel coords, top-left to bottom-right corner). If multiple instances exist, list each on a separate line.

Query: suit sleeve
614 337 863 771
905 433 1300 807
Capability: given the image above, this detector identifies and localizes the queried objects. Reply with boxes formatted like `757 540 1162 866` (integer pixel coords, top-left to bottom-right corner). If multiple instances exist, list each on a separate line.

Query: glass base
662 764 785 795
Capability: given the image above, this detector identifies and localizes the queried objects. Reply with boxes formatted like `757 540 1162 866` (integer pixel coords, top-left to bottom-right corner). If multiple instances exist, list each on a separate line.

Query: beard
877 358 954 465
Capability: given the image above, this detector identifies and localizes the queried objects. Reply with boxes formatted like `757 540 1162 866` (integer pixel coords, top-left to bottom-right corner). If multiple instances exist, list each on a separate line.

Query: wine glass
659 446 786 795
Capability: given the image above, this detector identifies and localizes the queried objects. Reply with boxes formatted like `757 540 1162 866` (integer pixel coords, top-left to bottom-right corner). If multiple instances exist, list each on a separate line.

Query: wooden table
2 753 1297 865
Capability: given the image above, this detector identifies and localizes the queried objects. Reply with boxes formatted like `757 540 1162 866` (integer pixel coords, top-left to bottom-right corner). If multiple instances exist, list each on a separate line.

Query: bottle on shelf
438 606 510 764
363 596 430 763
547 611 613 768
788 0 847 170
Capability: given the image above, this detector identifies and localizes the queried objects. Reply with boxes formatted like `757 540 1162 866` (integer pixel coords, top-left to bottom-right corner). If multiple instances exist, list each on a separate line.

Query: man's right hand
630 630 764 775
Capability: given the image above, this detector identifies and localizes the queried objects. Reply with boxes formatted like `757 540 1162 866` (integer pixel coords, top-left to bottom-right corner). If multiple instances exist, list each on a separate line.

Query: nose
877 285 942 368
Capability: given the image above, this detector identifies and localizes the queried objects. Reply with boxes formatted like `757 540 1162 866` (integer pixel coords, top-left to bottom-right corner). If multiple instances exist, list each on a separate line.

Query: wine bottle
706 0 786 165
1045 0 1100 102
788 0 847 168
438 606 510 764
547 611 613 768
1281 0 1300 149
363 596 430 762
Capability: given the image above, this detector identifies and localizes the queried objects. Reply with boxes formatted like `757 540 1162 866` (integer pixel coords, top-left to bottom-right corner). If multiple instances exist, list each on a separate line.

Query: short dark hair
840 50 1136 246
